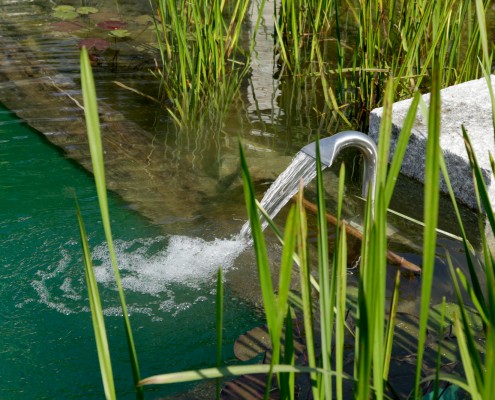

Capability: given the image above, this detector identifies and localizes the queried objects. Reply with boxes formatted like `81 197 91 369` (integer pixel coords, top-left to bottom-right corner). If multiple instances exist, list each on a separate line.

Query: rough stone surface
369 76 495 210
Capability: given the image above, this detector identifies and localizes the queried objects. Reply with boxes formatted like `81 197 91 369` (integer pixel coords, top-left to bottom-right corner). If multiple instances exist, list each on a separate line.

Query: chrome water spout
301 130 378 206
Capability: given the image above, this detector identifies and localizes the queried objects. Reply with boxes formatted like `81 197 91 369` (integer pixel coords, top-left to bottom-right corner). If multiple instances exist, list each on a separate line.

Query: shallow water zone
0 0 489 398
0 106 261 399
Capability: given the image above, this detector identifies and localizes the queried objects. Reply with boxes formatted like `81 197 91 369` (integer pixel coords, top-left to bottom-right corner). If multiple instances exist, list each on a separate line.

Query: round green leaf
52 5 76 12
135 15 154 25
77 7 98 15
52 10 79 20
109 29 131 38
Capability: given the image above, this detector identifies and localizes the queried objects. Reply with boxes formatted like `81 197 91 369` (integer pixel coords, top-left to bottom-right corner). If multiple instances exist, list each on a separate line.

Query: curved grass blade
76 201 116 400
384 91 421 207
140 364 349 386
414 60 442 399
447 254 484 393
80 47 143 399
239 140 276 334
453 314 482 400
216 268 223 400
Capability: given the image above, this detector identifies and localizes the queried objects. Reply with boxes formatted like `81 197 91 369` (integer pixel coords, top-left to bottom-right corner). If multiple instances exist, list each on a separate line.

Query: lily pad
97 20 128 30
52 10 79 20
77 7 98 15
135 14 154 25
109 29 131 38
78 38 111 51
52 5 76 12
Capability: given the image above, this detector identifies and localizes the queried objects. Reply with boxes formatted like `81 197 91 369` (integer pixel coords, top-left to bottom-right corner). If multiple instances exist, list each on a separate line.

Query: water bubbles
27 234 248 318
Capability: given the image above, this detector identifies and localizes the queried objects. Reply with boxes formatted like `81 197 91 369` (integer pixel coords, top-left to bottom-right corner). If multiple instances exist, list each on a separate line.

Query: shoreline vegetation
147 0 490 133
75 0 495 399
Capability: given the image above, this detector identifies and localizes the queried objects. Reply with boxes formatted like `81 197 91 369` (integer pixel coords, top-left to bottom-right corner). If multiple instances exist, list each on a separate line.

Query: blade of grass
76 201 116 400
295 188 319 399
383 269 400 382
280 309 295 400
453 314 482 400
266 204 299 397
447 254 484 393
384 91 421 207
335 214 347 400
354 185 373 399
315 134 332 400
140 364 347 386
239 140 276 327
414 59 442 400
80 47 142 399
216 268 223 400
432 297 446 400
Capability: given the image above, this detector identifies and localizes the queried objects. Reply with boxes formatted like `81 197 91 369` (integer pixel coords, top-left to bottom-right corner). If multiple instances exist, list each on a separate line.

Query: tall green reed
148 0 261 131
80 47 143 400
274 0 490 129
435 9 495 394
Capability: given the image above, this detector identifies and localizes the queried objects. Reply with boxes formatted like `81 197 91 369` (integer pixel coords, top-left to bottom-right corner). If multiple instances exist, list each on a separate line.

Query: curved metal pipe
300 130 378 206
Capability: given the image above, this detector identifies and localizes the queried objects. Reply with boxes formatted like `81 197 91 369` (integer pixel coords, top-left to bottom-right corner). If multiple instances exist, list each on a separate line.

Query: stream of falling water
240 151 320 236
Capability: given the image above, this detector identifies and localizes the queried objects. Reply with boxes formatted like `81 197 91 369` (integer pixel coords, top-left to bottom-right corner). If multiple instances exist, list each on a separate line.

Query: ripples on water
25 235 249 320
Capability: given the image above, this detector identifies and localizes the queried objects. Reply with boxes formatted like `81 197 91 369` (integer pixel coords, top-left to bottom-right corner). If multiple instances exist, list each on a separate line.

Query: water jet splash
26 235 248 318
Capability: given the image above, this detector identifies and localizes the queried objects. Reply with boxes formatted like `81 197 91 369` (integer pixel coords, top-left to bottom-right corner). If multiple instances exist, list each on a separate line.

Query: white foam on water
26 234 248 317
92 234 247 295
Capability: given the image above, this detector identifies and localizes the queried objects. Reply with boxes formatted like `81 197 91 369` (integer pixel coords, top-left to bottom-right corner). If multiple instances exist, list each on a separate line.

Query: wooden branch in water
296 197 422 275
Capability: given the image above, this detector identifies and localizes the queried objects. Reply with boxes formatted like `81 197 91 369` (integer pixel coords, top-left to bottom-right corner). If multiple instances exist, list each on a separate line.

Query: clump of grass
274 0 491 129
148 0 261 131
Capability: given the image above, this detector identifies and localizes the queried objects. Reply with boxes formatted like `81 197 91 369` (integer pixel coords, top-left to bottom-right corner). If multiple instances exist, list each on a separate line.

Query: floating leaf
79 38 111 51
135 15 154 25
109 29 131 38
50 21 84 32
52 10 79 20
97 20 128 30
77 7 98 15
52 5 76 12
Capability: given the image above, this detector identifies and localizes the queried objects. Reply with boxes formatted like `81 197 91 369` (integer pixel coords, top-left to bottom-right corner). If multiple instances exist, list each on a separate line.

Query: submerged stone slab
369 76 495 210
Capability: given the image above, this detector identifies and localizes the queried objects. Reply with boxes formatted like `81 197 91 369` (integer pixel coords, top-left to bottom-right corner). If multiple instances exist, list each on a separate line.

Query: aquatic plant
80 47 143 400
147 0 261 131
52 5 79 20
274 0 491 129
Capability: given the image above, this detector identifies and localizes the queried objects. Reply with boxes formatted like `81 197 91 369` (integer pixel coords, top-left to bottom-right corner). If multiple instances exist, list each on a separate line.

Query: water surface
0 105 261 399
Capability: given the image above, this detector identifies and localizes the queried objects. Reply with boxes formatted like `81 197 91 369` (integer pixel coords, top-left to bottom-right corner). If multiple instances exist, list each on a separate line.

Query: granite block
369 76 495 210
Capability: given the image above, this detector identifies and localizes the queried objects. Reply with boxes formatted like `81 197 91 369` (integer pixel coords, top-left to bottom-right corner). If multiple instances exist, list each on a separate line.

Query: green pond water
0 105 262 399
